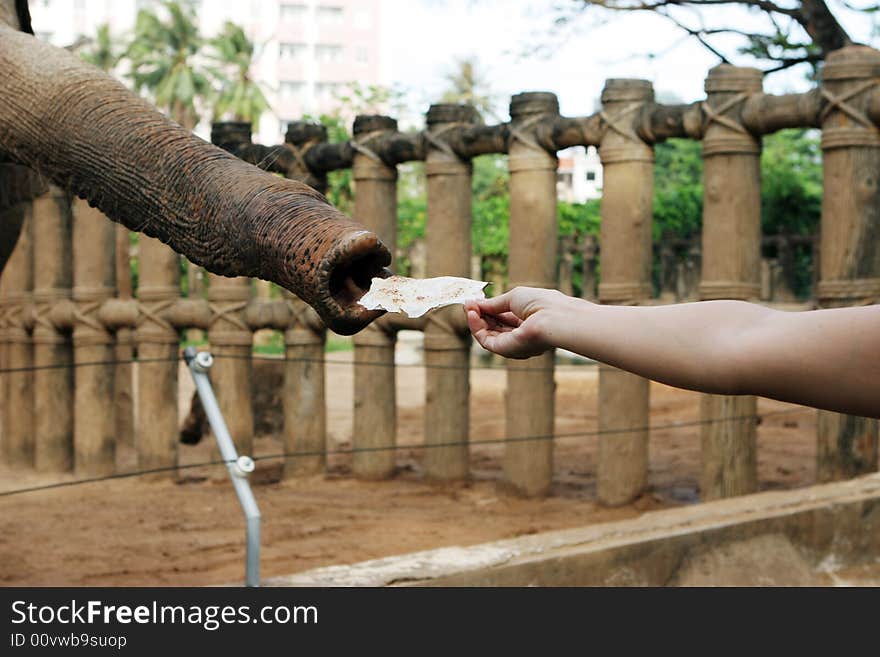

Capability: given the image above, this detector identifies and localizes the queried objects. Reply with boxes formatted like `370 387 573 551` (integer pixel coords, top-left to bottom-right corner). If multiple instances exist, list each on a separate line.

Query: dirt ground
0 352 818 586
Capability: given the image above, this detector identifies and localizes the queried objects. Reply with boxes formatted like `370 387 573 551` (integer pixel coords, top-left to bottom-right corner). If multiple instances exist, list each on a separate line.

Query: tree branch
656 8 734 62
762 52 826 72
583 0 800 18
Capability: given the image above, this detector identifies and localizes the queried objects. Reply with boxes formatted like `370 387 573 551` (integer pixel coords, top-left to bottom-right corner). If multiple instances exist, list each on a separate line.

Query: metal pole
183 346 261 587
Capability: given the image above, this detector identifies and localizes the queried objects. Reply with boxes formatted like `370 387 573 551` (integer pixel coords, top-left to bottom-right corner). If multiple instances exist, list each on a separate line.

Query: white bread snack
357 275 489 318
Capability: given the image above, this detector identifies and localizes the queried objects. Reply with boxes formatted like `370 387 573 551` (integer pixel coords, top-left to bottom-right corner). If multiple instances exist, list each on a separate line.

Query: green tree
653 138 703 241
306 83 408 215
126 1 215 130
761 129 822 297
441 56 499 120
471 155 510 286
648 129 822 297
761 129 822 236
552 1 874 76
79 23 120 73
210 22 270 125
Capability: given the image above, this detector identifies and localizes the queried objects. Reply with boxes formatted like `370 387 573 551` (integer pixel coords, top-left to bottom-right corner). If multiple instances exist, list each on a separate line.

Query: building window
280 3 308 20
315 44 343 63
316 5 344 24
353 9 371 28
279 42 308 60
586 171 596 182
556 172 573 186
279 81 306 99
315 82 343 100
355 46 368 65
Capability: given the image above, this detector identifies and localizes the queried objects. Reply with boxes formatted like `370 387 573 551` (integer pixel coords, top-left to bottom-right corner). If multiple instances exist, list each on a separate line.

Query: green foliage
396 194 427 276
126 1 215 129
333 83 407 118
650 130 822 242
558 199 601 238
648 129 822 298
210 22 270 125
129 231 139 292
471 155 510 258
761 129 822 298
653 138 703 241
440 56 499 121
79 23 120 72
325 335 354 353
304 83 408 215
253 331 284 355
761 129 822 235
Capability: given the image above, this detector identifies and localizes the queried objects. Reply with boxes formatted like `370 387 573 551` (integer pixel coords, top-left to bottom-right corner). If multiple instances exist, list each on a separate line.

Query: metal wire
0 351 604 374
0 406 811 499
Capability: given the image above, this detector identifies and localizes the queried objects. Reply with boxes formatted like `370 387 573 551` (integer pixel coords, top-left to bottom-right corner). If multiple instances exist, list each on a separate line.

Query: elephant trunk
0 24 389 334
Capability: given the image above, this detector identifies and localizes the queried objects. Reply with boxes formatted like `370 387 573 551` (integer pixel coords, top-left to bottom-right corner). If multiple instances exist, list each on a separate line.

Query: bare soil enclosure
0 353 819 586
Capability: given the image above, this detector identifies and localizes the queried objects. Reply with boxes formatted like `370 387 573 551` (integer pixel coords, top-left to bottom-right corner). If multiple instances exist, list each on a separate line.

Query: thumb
474 289 514 316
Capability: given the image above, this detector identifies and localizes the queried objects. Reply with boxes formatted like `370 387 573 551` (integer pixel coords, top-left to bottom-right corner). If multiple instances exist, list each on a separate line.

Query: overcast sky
384 0 878 124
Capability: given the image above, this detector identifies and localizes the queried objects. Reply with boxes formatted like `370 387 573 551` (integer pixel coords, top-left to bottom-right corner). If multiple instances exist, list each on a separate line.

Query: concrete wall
265 475 880 586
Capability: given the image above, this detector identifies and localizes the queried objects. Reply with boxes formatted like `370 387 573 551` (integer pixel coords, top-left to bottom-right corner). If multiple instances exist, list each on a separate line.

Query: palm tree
441 56 497 121
125 1 215 131
124 2 221 306
210 22 270 126
79 23 120 73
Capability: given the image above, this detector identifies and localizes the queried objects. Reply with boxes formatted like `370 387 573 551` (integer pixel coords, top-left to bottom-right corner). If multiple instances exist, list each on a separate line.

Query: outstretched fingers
467 309 494 351
470 290 515 316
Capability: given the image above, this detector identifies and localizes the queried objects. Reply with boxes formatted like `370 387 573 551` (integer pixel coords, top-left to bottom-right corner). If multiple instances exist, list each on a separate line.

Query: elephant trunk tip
320 230 392 335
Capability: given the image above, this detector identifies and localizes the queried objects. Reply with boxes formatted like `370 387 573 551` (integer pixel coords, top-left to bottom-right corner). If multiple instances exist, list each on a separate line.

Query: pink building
272 0 387 140
29 0 390 145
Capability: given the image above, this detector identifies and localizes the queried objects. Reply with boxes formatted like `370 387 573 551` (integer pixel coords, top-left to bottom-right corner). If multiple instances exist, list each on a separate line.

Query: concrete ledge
264 474 880 586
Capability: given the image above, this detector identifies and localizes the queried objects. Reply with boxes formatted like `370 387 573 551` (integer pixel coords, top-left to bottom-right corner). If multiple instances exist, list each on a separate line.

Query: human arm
464 287 880 418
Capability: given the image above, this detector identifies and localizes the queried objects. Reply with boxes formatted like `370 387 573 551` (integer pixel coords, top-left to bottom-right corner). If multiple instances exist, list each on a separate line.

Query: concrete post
424 104 479 481
699 65 763 500
351 115 398 480
114 223 135 447
32 187 73 472
281 123 330 477
136 235 180 473
283 296 326 477
504 92 559 497
596 79 655 506
284 121 330 193
71 200 116 475
816 46 880 481
207 274 254 457
581 234 597 301
0 200 33 467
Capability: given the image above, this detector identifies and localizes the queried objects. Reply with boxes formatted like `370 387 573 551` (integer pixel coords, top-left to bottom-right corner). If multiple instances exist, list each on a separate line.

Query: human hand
464 287 571 359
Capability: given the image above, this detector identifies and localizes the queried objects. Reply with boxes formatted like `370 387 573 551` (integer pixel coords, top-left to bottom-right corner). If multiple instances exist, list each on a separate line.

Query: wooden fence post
505 92 559 497
0 199 33 467
816 46 880 481
207 273 254 457
596 79 655 506
32 186 73 472
71 200 116 475
136 235 180 474
424 103 479 481
114 223 135 447
351 115 398 480
281 122 329 477
699 64 763 500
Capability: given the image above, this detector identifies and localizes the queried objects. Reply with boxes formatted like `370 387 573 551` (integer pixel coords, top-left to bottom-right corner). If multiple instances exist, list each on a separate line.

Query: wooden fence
1 45 878 504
